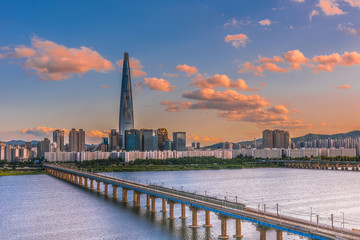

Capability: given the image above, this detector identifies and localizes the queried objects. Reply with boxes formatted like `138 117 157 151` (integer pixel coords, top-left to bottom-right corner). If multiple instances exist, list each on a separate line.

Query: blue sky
1 0 360 144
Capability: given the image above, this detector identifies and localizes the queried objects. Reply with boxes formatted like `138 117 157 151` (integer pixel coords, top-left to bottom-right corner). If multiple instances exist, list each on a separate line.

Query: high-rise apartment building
142 129 158 151
119 52 134 148
157 128 168 150
109 129 119 151
262 129 290 149
53 129 65 152
69 129 86 152
37 138 50 158
125 129 141 151
173 132 186 151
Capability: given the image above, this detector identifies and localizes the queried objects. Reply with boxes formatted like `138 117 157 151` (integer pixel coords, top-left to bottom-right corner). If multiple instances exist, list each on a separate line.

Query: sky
1 0 360 145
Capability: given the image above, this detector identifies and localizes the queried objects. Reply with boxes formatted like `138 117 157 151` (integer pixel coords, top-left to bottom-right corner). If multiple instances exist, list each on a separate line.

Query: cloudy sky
1 0 360 144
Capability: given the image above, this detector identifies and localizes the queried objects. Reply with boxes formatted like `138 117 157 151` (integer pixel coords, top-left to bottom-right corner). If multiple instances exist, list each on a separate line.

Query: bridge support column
180 203 187 219
233 219 243 238
276 230 283 240
136 192 141 207
203 210 212 227
79 176 83 186
168 201 176 220
151 196 157 213
161 198 167 212
75 175 79 184
133 191 137 203
122 188 128 203
90 179 94 190
97 181 101 193
189 207 199 228
84 178 88 188
257 226 267 240
112 185 117 198
146 194 151 207
67 173 71 181
104 183 109 196
218 216 229 239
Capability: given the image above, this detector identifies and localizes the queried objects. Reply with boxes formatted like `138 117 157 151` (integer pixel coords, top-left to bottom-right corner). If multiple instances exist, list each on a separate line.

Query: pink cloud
258 19 272 26
144 77 176 92
268 105 290 114
100 84 110 89
343 0 360 8
283 49 309 69
309 9 319 20
175 64 198 76
224 34 249 48
334 85 351 89
117 57 147 78
258 56 283 63
238 62 264 76
2 37 114 80
161 100 192 112
318 0 346 15
190 74 258 91
261 62 288 72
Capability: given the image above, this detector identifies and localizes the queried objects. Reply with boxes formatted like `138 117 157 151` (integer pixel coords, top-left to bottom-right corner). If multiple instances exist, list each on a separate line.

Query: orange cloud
86 129 110 138
20 126 61 136
144 77 176 92
224 34 249 48
2 37 114 80
309 9 319 20
318 0 346 15
320 122 327 127
100 84 110 89
259 82 267 87
334 85 351 89
238 62 264 76
259 56 283 63
187 133 223 143
175 64 198 76
117 57 147 78
268 105 290 114
343 0 360 8
190 74 258 91
312 51 360 72
161 100 192 112
258 19 271 26
283 49 309 69
261 62 288 72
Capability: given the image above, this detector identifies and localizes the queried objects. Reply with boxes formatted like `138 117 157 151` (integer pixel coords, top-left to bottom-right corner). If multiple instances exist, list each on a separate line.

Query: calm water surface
1 168 360 240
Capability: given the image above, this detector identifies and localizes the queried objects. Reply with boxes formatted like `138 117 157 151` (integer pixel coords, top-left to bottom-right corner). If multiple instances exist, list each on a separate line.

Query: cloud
268 105 290 114
1 37 114 80
258 19 271 26
343 0 360 8
224 34 249 48
190 74 258 91
283 49 309 69
259 82 267 87
144 77 176 92
312 51 360 72
100 84 110 89
224 18 251 28
261 62 288 72
117 57 147 78
258 56 283 63
238 62 264 76
320 122 327 127
175 64 198 76
86 129 110 138
134 82 145 90
318 0 346 15
309 10 319 20
160 100 192 112
334 85 351 89
187 133 223 143
20 126 60 137
338 23 360 35
293 0 305 2
163 72 178 78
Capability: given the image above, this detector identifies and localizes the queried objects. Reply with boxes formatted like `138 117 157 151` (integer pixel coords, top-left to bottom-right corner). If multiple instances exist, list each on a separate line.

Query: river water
1 168 360 240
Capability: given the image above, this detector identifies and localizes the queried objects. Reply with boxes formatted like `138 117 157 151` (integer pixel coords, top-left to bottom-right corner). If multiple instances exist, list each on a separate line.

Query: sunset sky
1 0 360 144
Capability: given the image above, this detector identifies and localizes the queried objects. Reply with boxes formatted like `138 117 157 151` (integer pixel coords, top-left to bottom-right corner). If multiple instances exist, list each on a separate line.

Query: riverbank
0 170 46 177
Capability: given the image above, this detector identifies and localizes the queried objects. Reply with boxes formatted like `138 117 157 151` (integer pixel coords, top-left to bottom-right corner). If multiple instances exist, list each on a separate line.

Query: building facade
173 132 186 151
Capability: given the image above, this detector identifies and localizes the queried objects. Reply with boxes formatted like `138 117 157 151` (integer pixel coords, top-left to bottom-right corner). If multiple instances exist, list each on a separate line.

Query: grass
0 170 46 176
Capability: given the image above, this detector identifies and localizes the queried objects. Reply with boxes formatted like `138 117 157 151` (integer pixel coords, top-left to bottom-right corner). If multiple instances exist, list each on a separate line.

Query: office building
157 128 168 150
173 132 186 151
125 129 141 151
119 52 134 147
53 129 65 152
142 129 158 151
109 129 119 151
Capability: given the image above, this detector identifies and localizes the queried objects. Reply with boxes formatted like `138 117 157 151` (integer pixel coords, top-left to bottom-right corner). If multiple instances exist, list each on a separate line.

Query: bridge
260 160 360 171
44 164 360 240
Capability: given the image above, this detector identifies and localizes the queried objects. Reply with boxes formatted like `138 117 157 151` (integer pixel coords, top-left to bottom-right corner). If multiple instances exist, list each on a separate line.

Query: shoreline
0 170 46 177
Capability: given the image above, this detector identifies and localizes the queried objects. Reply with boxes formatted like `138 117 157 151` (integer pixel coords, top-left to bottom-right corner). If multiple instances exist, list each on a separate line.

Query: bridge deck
44 164 360 240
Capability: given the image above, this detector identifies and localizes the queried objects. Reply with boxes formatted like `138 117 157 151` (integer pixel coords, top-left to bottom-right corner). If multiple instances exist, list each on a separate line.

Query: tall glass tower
119 52 134 147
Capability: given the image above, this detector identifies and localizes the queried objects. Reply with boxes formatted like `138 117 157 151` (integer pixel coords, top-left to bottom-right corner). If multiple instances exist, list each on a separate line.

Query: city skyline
1 0 360 145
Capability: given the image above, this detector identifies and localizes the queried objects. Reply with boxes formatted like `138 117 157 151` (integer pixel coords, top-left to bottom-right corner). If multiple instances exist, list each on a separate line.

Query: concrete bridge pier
203 210 212 227
112 185 117 198
180 203 187 219
79 176 83 186
97 181 101 193
75 175 79 184
233 219 243 239
146 194 151 207
189 207 199 228
84 178 88 188
161 198 167 212
256 226 268 240
168 201 176 220
136 192 141 207
218 216 229 239
90 179 94 190
133 191 138 203
276 230 283 240
151 196 157 213
104 183 109 196
122 188 128 203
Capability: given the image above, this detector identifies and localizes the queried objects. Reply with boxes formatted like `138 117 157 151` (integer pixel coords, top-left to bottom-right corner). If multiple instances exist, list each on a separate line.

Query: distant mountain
5 140 39 147
203 130 360 149
291 130 360 143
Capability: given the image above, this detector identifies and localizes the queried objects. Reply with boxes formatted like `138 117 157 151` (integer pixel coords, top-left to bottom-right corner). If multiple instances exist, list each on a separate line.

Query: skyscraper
157 128 168 150
125 129 141 151
262 130 273 148
119 52 134 148
173 132 186 151
53 130 65 152
109 129 119 151
262 129 291 149
69 129 86 152
141 129 158 151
